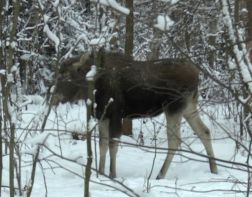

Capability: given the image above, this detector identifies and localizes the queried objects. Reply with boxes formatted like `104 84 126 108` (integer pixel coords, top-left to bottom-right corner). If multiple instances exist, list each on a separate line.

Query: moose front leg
98 119 109 175
109 140 119 178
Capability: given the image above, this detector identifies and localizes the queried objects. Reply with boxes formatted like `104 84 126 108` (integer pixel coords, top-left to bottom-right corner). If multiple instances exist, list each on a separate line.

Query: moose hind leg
157 111 182 179
99 119 109 175
184 102 218 174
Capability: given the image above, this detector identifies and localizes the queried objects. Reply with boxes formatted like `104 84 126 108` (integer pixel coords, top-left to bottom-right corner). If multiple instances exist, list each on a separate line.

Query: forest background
1 0 252 196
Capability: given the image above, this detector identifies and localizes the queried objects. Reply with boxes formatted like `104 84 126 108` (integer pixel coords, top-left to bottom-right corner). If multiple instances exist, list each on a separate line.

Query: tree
1 0 21 196
147 0 162 60
247 0 252 63
122 0 134 136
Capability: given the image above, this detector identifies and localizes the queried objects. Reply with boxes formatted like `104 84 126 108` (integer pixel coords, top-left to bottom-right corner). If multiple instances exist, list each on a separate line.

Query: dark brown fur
54 51 198 137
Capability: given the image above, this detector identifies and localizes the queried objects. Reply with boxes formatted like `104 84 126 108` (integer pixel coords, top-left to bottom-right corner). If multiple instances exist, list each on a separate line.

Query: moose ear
79 51 91 65
72 52 91 71
97 47 105 56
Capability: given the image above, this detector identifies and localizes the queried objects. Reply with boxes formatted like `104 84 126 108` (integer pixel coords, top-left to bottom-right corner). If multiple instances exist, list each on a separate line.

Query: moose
53 49 218 179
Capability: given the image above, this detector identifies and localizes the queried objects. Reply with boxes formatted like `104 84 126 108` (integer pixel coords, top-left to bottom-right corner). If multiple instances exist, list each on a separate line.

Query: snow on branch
43 24 60 53
0 69 6 76
86 65 97 81
154 15 174 31
26 132 51 146
90 37 106 46
221 0 252 93
160 0 179 4
91 0 130 15
38 0 44 10
43 14 60 53
52 0 60 8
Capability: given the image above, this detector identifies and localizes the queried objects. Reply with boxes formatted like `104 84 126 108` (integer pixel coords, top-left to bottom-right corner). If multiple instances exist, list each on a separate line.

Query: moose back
53 50 218 179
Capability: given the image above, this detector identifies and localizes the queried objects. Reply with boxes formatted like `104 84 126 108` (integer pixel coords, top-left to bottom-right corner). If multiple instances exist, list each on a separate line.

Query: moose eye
77 67 88 75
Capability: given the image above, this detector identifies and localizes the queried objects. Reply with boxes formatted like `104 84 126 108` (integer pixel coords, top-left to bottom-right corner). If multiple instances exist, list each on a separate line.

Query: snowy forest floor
1 99 251 197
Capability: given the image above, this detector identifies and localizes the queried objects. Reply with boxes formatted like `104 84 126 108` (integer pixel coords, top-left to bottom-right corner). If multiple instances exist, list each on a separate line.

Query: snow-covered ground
2 100 250 197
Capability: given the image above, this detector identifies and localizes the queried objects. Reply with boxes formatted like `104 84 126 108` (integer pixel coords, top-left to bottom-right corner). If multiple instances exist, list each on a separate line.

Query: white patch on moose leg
157 111 182 179
183 101 218 174
109 139 119 178
98 119 109 175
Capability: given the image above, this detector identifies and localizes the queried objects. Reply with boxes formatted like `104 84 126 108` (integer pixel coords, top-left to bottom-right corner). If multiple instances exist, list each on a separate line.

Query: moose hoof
156 173 164 180
211 167 218 174
109 173 116 179
209 160 218 174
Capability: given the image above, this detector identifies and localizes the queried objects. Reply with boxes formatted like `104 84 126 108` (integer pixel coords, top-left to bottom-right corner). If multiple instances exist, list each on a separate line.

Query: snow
160 0 179 4
154 15 174 31
0 69 6 75
86 98 92 105
11 63 19 73
7 73 14 83
22 95 44 106
38 0 44 10
52 0 60 8
3 100 250 197
228 58 236 70
10 41 17 49
20 53 32 60
43 14 50 24
90 37 106 46
26 132 52 146
86 65 97 81
91 0 130 15
241 8 248 14
43 24 60 52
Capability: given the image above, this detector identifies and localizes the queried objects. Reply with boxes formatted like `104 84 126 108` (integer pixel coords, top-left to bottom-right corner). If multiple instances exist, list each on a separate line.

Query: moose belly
123 88 187 118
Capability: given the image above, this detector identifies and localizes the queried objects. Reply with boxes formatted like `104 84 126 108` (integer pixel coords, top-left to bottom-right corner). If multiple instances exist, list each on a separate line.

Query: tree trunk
0 1 3 196
122 0 134 136
125 0 134 57
122 119 133 136
147 0 162 61
247 0 252 63
84 81 93 197
5 1 20 196
84 57 96 197
207 19 217 68
84 0 91 14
